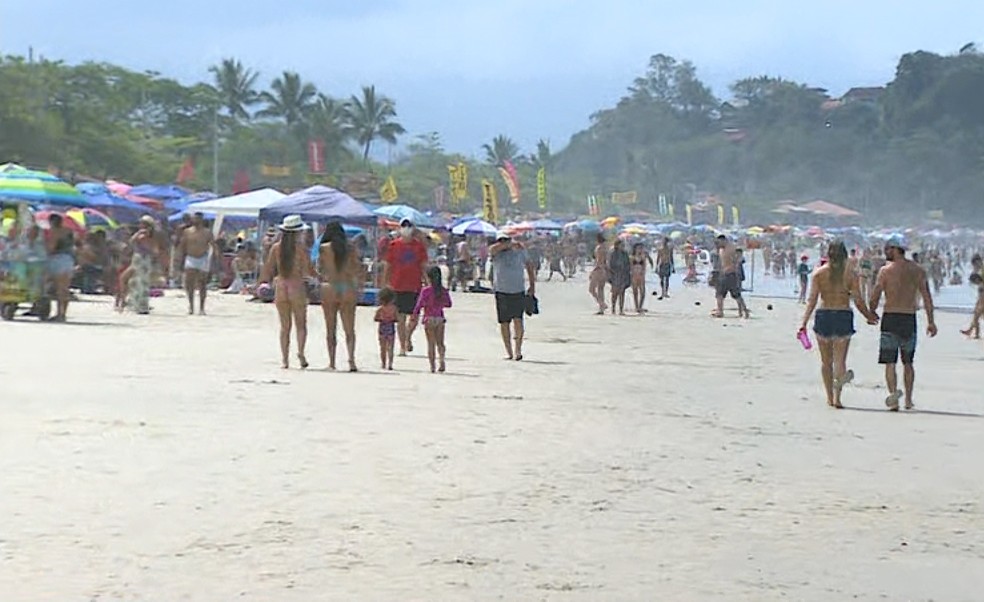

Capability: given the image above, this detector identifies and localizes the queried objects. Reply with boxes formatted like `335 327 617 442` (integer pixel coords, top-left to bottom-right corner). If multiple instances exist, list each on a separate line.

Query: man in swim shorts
713 235 750 318
490 231 536 361
655 237 674 299
178 212 221 315
869 237 937 411
384 218 429 356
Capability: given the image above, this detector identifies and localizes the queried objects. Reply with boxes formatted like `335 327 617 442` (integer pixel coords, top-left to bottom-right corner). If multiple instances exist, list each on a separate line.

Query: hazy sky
3 1 982 156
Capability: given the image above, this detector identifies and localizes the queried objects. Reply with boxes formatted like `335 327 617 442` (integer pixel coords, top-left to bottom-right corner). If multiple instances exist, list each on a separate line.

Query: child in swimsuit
375 287 398 370
410 266 453 373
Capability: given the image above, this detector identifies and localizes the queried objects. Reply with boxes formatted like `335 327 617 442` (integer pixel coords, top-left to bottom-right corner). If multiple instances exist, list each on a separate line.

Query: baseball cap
496 230 511 241
400 218 414 227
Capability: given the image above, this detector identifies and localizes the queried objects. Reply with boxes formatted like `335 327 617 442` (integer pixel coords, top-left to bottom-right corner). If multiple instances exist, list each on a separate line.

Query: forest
2 45 983 223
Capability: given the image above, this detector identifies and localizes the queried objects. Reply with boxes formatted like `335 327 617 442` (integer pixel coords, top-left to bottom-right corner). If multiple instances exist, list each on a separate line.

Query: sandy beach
1 274 983 601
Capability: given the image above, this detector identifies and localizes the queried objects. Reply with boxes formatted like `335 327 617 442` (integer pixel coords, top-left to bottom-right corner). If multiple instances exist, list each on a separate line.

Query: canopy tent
185 188 286 217
0 163 88 207
258 185 376 225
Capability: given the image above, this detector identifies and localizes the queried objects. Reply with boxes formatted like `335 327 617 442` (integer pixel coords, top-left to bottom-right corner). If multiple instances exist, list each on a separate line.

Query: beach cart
0 256 52 321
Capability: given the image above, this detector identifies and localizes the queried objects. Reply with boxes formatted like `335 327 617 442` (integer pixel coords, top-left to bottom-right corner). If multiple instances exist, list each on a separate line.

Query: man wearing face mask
384 218 429 355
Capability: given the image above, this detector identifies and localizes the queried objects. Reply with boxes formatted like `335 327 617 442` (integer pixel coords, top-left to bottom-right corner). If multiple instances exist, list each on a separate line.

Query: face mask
401 227 412 238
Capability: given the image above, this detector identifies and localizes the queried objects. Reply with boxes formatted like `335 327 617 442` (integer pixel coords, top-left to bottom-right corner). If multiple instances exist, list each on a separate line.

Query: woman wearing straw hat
259 215 316 369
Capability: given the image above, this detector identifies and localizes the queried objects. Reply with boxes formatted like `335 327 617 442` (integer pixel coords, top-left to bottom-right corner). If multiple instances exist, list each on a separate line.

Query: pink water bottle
797 328 813 350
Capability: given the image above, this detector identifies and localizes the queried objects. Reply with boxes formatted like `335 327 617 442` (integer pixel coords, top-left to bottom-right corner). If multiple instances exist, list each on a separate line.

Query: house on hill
841 86 885 105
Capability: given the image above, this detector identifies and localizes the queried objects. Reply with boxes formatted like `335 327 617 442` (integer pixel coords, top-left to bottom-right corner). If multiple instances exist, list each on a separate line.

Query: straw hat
278 214 306 232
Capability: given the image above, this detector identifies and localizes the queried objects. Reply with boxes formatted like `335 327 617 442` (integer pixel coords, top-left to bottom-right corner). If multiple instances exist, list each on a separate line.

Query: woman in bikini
588 233 608 314
318 221 362 372
607 238 631 315
259 215 315 369
630 242 653 314
799 240 879 408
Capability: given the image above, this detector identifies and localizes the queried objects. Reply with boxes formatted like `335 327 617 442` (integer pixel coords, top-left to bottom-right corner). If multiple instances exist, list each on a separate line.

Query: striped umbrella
66 208 119 231
0 163 87 207
34 210 86 234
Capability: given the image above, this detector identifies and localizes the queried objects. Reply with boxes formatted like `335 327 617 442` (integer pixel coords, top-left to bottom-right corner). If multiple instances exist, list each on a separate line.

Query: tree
305 94 354 170
482 135 519 166
345 85 405 162
209 58 259 123
257 71 318 129
530 139 551 168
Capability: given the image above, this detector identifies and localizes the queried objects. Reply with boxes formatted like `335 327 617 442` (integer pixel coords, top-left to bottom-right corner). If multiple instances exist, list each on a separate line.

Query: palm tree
209 58 259 123
305 93 354 167
530 138 551 167
482 135 519 166
257 71 318 129
346 85 406 161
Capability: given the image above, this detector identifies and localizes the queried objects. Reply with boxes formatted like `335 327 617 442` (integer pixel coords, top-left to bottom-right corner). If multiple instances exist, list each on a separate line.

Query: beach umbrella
373 204 434 227
451 218 497 236
0 163 87 207
76 185 150 223
34 210 85 234
601 216 620 228
128 183 192 200
66 208 119 231
577 219 601 232
530 218 563 231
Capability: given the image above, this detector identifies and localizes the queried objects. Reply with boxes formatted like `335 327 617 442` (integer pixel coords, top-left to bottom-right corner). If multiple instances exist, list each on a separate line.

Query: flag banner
232 169 250 194
482 179 499 224
307 139 326 174
176 157 195 185
731 206 740 225
717 204 725 225
588 194 600 216
668 202 675 218
658 193 668 215
260 164 291 177
499 164 520 204
433 185 447 210
611 190 638 205
685 204 693 225
380 175 399 204
536 167 547 209
448 162 469 204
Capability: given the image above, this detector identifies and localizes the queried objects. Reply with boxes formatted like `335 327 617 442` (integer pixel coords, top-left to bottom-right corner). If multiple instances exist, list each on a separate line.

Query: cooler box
359 287 379 306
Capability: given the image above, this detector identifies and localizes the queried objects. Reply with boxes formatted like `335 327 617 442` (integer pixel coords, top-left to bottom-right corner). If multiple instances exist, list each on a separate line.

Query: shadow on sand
841 406 984 419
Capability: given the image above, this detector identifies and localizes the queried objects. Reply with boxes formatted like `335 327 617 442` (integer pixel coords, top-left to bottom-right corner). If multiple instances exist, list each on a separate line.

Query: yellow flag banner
731 206 740 225
611 191 638 205
685 204 693 225
260 164 291 177
717 204 725 225
379 175 399 204
448 162 469 205
482 179 499 224
536 167 547 209
498 166 520 204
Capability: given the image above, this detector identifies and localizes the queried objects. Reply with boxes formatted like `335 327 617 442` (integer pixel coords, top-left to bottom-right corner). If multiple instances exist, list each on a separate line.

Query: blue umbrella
373 204 434 227
78 190 152 223
129 183 192 200
0 163 89 207
530 218 563 231
577 219 601 232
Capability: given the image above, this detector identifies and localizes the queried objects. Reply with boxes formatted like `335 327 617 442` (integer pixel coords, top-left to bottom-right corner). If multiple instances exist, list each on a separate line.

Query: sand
1 275 983 601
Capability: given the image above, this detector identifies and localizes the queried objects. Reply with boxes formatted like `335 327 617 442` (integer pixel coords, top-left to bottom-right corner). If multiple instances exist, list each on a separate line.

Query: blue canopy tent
258 185 376 225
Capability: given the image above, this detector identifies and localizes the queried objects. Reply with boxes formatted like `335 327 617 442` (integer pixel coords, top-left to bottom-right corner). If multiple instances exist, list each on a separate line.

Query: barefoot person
318 221 362 372
960 254 983 338
374 287 398 370
258 215 315 369
410 266 453 373
588 233 608 314
868 237 938 411
630 242 653 313
607 238 631 315
116 216 161 315
712 235 750 318
44 214 75 322
799 241 879 408
383 218 428 356
655 237 674 299
490 231 536 361
177 212 221 315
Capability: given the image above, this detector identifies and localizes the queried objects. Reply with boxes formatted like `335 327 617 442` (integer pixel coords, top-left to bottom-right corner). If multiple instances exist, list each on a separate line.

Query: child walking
374 287 398 370
410 267 453 373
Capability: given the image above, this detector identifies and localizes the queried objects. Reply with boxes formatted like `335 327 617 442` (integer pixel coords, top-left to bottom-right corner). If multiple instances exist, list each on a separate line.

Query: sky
2 0 983 157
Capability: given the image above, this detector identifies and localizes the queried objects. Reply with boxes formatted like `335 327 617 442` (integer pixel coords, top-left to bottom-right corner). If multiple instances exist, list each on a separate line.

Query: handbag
524 293 539 316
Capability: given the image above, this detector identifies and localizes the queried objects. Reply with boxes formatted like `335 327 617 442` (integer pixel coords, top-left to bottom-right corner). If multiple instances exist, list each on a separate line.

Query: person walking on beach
177 212 221 315
796 255 811 303
117 216 160 315
44 213 75 322
960 254 983 339
607 238 631 315
712 235 750 319
869 237 937 411
588 233 608 314
490 231 536 361
319 221 362 372
410 266 453 373
259 215 315 369
799 241 879 408
655 237 674 299
375 287 398 370
383 218 428 356
630 242 653 313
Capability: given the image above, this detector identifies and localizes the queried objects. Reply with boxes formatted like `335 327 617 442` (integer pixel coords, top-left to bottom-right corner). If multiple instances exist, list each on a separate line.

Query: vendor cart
0 256 52 321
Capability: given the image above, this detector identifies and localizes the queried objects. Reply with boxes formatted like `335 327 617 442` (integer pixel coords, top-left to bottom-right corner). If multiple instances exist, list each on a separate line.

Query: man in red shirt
383 218 429 355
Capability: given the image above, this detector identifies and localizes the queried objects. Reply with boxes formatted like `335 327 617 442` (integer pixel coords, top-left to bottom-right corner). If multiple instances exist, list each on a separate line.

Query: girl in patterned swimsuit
375 287 398 370
410 267 453 373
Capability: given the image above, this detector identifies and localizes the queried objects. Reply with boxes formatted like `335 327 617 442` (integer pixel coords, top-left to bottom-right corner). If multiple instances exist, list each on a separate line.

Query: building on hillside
841 87 885 105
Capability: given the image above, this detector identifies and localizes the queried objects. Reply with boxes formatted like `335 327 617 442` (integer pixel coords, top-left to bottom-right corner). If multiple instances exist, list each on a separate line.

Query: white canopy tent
184 187 286 233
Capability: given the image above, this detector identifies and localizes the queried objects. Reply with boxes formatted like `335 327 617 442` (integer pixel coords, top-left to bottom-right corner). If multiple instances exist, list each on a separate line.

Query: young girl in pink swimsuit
410 267 453 373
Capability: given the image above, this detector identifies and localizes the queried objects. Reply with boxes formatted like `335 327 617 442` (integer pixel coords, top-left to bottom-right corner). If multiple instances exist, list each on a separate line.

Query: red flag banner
307 139 326 174
176 157 195 185
232 169 250 194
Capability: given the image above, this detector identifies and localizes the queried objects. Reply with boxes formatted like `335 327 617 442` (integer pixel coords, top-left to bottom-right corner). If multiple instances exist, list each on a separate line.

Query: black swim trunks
716 271 742 299
813 309 855 339
879 312 917 365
